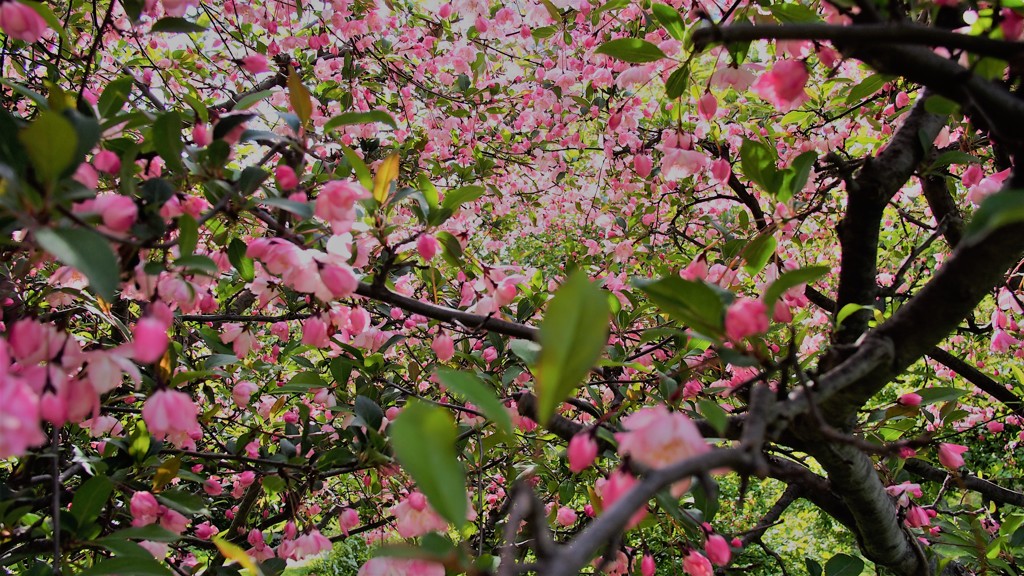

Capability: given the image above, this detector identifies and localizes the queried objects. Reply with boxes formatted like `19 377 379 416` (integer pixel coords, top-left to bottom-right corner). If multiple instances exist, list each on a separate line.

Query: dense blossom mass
2 0 1024 574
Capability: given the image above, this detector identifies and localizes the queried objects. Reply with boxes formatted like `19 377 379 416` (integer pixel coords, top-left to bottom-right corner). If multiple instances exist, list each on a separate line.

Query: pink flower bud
698 92 718 120
203 479 223 496
898 393 922 407
339 508 360 535
320 265 358 299
93 194 138 232
417 234 440 262
641 555 656 576
133 317 170 364
633 154 653 177
555 506 577 527
192 124 211 147
408 491 428 512
567 432 598 473
93 150 122 174
274 165 299 190
725 298 770 341
937 443 968 470
241 54 269 74
705 534 731 566
710 158 732 182
431 332 455 362
0 1 48 43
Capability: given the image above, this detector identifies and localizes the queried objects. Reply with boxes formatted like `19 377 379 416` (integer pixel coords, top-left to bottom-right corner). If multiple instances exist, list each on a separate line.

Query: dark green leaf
227 238 254 282
78 558 173 576
177 214 198 256
965 189 1024 241
98 76 135 118
698 399 728 436
259 196 313 219
238 166 270 195
916 387 967 405
534 272 610 424
390 400 467 528
741 233 776 275
805 558 823 576
824 553 864 576
436 369 513 437
634 276 725 337
595 38 667 63
19 110 77 182
771 2 822 22
740 138 780 196
233 89 275 111
152 111 184 173
150 17 206 33
665 64 690 99
779 151 817 202
651 4 686 40
324 110 397 131
34 227 119 300
156 489 208 515
844 74 887 104
71 476 113 530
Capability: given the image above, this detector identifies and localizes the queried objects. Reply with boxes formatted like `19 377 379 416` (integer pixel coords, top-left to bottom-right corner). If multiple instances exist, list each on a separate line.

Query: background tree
2 0 1024 575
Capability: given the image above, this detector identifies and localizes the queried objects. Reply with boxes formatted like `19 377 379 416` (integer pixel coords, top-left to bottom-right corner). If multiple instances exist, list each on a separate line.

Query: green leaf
77 557 173 576
651 4 686 41
152 111 184 173
916 386 967 405
228 238 254 282
740 138 780 195
764 266 829 309
665 63 690 99
238 166 270 195
595 38 667 63
98 76 135 118
824 553 864 576
177 214 198 256
534 272 610 424
19 110 78 182
259 196 313 219
233 89 275 111
965 189 1024 241
150 17 206 33
287 68 313 128
634 276 725 337
156 489 208 515
924 94 960 115
778 151 817 202
71 476 113 530
509 339 541 365
34 227 119 300
440 185 486 210
324 110 397 131
770 2 822 22
741 233 776 275
930 151 980 169
340 144 373 190
835 303 868 328
390 400 467 528
805 558 823 576
844 74 887 104
698 399 728 436
436 369 513 437
203 353 238 369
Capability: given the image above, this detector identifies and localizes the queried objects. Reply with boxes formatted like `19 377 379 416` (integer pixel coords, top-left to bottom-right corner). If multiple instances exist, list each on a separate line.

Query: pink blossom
160 508 190 534
0 376 45 458
431 332 455 362
617 405 709 470
641 555 656 576
698 92 718 120
275 165 299 190
194 521 219 540
131 491 161 526
301 316 330 347
905 505 931 528
192 124 211 147
142 390 199 446
321 265 358 299
555 506 577 527
133 317 170 364
683 550 714 576
633 154 653 177
1002 8 1024 41
937 443 968 469
705 534 731 566
898 393 922 407
0 1 48 43
358 558 445 576
203 478 224 496
161 0 198 17
710 158 732 183
339 508 360 535
725 298 770 341
417 234 440 261
991 329 1017 353
599 470 647 528
567 432 598 472
987 421 1005 433
279 530 332 560
661 148 709 180
232 381 259 407
752 60 809 109
315 180 370 230
390 493 449 538
93 151 122 174
93 194 137 232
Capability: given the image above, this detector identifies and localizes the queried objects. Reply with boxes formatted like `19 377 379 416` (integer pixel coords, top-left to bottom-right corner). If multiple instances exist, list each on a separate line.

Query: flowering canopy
3 0 1024 575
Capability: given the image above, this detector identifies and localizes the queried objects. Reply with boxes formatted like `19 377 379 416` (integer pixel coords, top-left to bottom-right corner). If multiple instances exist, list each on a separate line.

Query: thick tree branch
691 23 1024 61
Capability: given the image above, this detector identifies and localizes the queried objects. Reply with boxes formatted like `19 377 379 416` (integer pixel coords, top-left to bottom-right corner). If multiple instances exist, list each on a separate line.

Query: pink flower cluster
130 491 190 534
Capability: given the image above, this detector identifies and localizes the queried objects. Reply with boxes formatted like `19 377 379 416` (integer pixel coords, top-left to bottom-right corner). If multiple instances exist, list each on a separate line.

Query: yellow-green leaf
19 110 78 182
373 153 400 204
287 67 313 128
214 536 262 575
